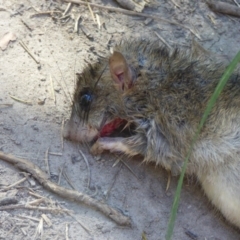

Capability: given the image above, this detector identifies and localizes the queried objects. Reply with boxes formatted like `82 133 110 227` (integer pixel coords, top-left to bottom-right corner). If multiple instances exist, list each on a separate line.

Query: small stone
38 97 46 105
144 18 153 25
31 125 39 131
54 87 61 93
94 155 101 161
71 154 82 163
40 76 46 81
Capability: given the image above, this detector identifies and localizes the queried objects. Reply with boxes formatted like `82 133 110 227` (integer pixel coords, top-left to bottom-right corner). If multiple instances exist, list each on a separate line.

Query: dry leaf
0 32 17 50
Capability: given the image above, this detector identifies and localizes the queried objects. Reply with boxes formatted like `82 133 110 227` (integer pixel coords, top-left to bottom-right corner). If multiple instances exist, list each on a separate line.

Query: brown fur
64 40 240 228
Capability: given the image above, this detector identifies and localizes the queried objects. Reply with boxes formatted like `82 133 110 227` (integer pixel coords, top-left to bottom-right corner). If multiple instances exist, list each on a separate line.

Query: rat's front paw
90 140 104 155
91 137 126 155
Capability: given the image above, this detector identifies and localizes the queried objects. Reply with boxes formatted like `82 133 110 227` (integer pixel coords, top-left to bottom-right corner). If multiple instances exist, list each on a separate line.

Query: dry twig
79 149 91 188
18 214 40 222
0 103 13 108
121 159 138 179
66 223 69 240
61 119 65 151
87 3 96 23
1 175 29 191
0 204 72 213
113 155 138 179
63 3 73 16
41 214 52 227
62 169 77 190
34 217 43 239
0 197 18 206
50 74 56 104
232 0 240 7
19 41 40 64
68 212 91 234
27 198 45 206
49 152 62 156
206 0 240 18
171 0 181 8
64 0 201 39
30 11 62 18
21 19 33 31
5 226 16 237
58 164 65 185
44 148 50 177
9 94 32 105
74 14 81 33
96 14 101 29
105 164 122 200
0 151 131 226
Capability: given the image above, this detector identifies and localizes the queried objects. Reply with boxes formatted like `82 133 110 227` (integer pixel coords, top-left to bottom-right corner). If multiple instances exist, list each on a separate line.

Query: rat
63 40 240 229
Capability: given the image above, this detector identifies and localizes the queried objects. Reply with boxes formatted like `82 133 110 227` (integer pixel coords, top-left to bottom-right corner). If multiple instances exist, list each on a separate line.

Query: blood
100 118 126 137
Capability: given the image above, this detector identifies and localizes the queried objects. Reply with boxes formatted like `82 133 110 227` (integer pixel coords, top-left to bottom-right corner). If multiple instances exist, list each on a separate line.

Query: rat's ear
109 51 134 92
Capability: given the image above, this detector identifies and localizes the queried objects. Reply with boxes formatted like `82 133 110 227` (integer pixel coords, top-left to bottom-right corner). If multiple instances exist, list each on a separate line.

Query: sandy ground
1 0 240 239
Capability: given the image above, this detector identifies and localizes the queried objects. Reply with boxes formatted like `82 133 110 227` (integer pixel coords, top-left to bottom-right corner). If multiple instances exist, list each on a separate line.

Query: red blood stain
100 118 127 137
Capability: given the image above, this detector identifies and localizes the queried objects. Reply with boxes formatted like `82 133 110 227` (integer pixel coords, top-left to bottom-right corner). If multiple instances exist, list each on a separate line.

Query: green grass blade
165 51 240 240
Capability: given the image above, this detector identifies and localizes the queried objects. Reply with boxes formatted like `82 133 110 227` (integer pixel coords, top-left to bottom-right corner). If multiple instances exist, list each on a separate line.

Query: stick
62 169 77 190
44 147 50 177
9 94 32 105
206 0 240 18
0 204 71 213
0 151 131 226
68 212 91 234
79 149 91 188
2 176 28 191
66 223 69 240
50 74 56 104
74 14 81 33
0 197 18 206
30 11 62 18
19 41 40 64
105 164 122 200
0 103 13 108
64 0 201 39
87 3 96 23
63 3 73 16
232 0 240 8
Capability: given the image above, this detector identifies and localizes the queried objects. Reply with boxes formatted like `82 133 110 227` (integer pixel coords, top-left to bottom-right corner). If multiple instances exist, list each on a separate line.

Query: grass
165 51 240 240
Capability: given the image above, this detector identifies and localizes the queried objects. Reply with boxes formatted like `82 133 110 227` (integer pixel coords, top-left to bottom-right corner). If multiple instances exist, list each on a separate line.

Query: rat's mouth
98 118 135 139
63 114 135 144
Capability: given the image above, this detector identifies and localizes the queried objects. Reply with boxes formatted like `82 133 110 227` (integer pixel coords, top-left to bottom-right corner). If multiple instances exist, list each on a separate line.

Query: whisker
46 45 73 105
93 64 108 89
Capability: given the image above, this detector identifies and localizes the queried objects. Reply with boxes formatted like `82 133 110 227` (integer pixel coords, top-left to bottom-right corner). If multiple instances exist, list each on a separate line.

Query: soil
1 0 240 239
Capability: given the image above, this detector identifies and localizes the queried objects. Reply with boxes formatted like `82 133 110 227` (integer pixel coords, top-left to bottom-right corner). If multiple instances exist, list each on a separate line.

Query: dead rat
63 40 240 229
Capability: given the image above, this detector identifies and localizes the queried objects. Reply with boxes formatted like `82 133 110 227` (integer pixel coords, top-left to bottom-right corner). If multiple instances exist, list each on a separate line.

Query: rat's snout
63 116 99 143
62 118 74 140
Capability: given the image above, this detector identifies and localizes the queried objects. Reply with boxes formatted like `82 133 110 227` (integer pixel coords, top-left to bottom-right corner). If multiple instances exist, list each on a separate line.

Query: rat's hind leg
198 161 240 228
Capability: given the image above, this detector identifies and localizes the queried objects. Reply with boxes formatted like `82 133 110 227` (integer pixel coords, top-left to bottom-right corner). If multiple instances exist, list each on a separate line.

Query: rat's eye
79 88 93 110
81 93 92 107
